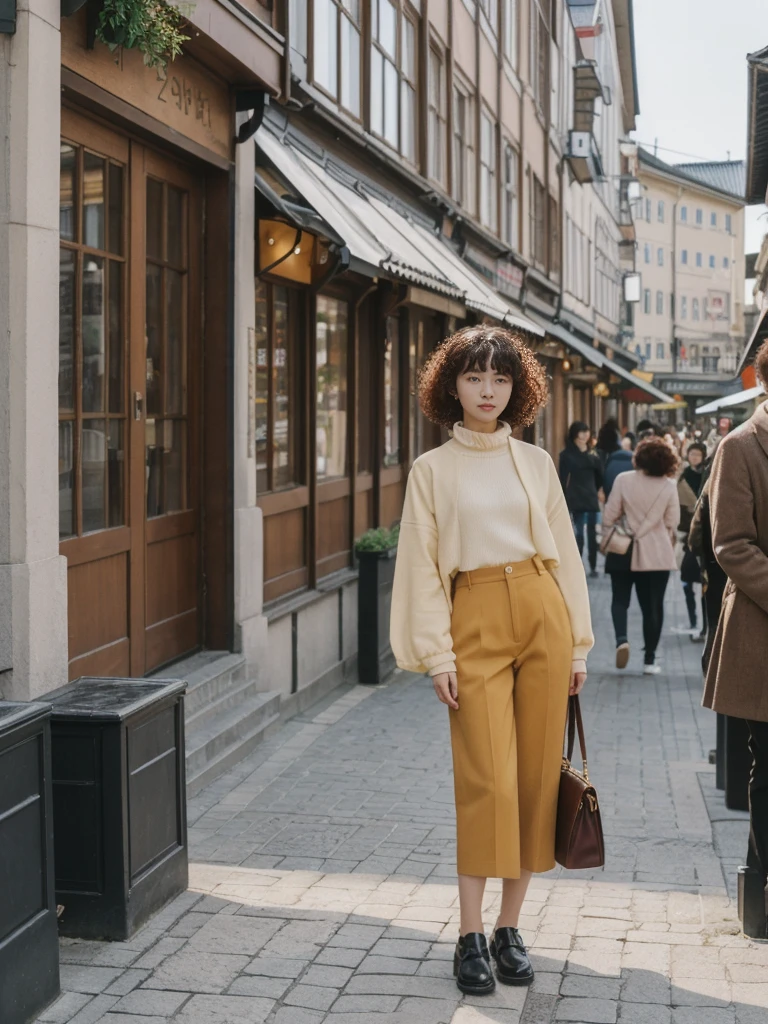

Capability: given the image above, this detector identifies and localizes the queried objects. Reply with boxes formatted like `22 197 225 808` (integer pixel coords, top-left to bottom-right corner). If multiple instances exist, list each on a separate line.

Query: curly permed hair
633 436 680 477
756 338 768 390
418 325 549 430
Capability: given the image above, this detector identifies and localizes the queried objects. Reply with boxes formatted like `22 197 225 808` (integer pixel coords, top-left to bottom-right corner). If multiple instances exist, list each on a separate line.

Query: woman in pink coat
602 437 681 674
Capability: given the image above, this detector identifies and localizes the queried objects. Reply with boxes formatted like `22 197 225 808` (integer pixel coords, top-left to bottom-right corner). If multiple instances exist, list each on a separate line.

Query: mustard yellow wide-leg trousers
449 557 573 879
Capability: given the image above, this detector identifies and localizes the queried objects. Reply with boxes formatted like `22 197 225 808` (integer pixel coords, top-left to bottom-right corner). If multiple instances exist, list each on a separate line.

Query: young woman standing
390 326 593 996
559 422 603 577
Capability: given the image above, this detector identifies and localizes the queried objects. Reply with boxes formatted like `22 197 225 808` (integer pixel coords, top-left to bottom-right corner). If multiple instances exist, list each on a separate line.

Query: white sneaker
643 664 662 675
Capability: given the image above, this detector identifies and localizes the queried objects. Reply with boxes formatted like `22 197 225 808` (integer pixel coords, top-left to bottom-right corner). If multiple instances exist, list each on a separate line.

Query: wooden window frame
309 0 363 121
548 193 560 278
479 108 498 233
502 140 519 251
530 0 550 119
370 0 421 165
427 39 448 187
529 171 546 269
503 0 518 70
452 76 476 214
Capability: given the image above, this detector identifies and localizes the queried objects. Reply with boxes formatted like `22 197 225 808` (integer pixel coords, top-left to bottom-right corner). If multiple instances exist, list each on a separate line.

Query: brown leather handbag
555 696 605 869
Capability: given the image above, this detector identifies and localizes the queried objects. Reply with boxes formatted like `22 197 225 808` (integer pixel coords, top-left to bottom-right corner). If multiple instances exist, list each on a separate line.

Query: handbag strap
565 695 591 783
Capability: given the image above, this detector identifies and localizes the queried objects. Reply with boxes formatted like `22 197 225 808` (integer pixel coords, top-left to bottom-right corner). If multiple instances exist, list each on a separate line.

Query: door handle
134 391 144 421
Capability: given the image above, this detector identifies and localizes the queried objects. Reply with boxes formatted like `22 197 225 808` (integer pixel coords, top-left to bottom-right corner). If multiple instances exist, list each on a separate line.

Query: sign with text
62 14 232 162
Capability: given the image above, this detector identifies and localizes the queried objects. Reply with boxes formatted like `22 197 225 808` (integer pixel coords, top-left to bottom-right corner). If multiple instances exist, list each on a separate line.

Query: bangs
458 336 520 377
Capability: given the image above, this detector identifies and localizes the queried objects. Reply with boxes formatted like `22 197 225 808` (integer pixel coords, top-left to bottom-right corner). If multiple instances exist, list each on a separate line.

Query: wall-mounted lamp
593 382 611 398
258 220 315 284
562 358 572 372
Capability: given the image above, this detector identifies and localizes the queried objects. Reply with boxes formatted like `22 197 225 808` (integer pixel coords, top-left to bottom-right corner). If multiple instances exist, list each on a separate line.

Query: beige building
1 0 661 794
633 149 745 409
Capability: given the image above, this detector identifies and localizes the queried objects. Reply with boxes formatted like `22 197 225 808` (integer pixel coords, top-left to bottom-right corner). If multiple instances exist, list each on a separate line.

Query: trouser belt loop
533 555 544 575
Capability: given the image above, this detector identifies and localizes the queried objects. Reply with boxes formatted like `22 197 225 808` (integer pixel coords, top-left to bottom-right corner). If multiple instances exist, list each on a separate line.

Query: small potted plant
78 0 190 67
355 524 399 685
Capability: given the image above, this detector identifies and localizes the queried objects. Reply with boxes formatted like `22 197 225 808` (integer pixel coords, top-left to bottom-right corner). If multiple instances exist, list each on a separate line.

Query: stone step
181 652 247 717
185 689 281 798
185 673 264 735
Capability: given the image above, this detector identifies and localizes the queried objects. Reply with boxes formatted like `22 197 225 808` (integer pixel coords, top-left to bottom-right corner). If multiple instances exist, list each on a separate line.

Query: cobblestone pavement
38 573 768 1024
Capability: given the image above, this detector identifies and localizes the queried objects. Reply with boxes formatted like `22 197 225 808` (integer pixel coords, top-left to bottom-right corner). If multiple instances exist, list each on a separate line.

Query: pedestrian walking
677 442 707 639
390 325 593 995
602 437 681 674
703 340 768 936
595 418 621 473
559 421 603 577
604 441 634 499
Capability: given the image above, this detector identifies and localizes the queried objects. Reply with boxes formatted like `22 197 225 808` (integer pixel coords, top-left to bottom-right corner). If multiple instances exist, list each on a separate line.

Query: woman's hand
569 665 587 696
432 671 459 710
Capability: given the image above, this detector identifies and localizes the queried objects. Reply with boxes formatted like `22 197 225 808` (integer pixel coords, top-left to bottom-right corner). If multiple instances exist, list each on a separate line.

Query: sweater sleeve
543 453 595 661
389 459 456 677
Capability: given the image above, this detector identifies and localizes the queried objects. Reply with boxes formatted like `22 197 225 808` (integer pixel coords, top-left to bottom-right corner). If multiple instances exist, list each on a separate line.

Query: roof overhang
695 386 766 415
611 0 639 132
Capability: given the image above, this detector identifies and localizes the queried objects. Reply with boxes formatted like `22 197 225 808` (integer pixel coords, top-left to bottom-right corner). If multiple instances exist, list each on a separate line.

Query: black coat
558 444 603 513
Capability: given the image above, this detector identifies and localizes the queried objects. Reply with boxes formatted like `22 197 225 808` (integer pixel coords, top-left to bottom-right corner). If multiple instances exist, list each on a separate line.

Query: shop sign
497 261 524 299
61 14 231 162
464 244 498 284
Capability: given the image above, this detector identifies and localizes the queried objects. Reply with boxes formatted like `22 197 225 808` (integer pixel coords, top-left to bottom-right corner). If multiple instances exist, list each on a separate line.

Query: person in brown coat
703 339 768 915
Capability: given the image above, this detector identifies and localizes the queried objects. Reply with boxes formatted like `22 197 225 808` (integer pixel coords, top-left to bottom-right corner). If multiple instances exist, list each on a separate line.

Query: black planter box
0 701 60 1024
48 677 188 940
357 546 397 685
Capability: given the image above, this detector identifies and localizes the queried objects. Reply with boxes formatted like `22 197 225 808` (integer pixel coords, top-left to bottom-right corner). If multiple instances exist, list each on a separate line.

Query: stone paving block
345 973 453 998
169 913 211 937
618 1005 672 1024
103 969 150 996
670 980 732 1005
65 994 120 1024
141 951 249 993
560 974 622 999
301 964 354 987
395 997 461 1023
282 983 338 1011
174 993 274 1023
186 912 281 955
36 991 92 1023
132 937 188 969
330 994 402 1012
111 990 189 1016
326 922 386 948
226 975 293 998
555 996 618 1023
370 937 434 959
261 918 339 958
58 965 125 995
314 946 367 968
243 955 309 978
670 1009 736 1024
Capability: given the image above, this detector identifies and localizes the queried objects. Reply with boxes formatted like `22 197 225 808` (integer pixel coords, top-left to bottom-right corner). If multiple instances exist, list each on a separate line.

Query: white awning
255 128 543 335
695 385 766 414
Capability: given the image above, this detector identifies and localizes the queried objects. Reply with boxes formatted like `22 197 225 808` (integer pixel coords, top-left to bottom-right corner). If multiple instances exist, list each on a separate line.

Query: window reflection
82 257 105 413
316 296 348 480
83 153 105 251
383 316 400 466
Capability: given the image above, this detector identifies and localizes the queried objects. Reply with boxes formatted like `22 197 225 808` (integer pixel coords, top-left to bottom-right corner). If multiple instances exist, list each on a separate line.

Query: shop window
502 143 519 249
315 295 349 480
428 44 448 186
313 0 362 118
383 316 401 466
254 280 304 494
58 142 126 539
371 0 419 164
452 81 476 213
480 110 497 231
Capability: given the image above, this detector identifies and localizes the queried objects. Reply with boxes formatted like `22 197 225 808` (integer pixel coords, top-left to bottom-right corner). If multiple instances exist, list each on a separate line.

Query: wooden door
59 109 202 679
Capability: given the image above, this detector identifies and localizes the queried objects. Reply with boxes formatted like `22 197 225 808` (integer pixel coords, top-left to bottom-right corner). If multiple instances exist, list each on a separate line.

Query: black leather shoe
489 926 534 985
453 932 495 995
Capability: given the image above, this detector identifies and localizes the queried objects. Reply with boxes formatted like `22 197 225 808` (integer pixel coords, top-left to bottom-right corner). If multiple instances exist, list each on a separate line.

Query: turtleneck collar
450 420 512 453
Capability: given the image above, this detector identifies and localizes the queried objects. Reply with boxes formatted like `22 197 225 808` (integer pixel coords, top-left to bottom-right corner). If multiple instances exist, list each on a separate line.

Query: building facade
632 148 746 413
1 0 664 788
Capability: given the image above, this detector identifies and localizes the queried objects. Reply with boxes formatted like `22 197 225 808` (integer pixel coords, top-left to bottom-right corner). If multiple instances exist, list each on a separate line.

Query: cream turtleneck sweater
390 421 594 679
451 420 537 570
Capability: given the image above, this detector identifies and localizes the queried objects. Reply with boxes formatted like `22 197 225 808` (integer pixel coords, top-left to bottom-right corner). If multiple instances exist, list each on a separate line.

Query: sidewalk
37 573 767 1024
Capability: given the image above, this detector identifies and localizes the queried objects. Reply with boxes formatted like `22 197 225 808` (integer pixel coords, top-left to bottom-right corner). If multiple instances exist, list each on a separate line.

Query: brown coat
703 400 768 721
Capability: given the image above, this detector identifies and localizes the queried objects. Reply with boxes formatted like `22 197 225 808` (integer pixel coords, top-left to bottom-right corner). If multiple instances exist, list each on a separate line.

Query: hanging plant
95 0 190 68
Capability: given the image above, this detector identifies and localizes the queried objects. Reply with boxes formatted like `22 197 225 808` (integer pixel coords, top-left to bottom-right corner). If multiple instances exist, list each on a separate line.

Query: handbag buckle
586 792 598 812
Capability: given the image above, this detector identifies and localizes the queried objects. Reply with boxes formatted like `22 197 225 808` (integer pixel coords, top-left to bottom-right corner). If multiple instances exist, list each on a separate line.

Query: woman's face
687 448 704 469
455 359 513 427
621 436 633 450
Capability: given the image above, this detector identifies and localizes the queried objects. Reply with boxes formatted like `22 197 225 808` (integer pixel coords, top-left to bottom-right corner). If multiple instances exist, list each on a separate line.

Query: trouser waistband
453 556 545 591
